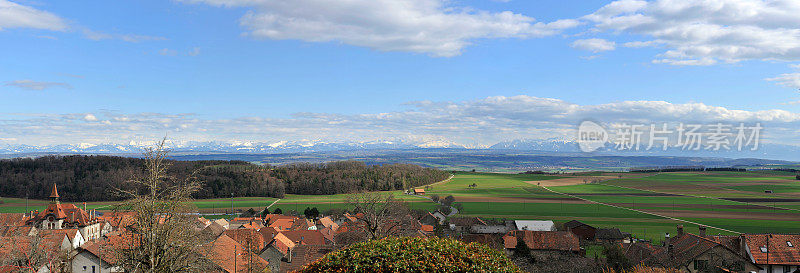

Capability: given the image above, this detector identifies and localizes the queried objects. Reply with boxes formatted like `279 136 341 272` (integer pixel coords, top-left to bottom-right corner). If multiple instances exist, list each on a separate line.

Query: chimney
664 233 670 246
83 202 87 211
699 226 707 237
677 225 684 237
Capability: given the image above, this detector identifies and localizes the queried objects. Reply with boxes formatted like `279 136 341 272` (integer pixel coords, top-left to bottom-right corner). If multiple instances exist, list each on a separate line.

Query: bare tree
346 192 413 240
0 236 67 273
109 139 215 272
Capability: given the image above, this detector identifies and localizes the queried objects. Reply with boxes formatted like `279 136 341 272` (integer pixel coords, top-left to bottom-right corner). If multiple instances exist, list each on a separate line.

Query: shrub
297 237 523 273
796 175 799 180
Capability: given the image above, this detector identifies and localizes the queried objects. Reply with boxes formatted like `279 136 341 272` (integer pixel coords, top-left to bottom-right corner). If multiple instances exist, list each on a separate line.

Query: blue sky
1 0 800 148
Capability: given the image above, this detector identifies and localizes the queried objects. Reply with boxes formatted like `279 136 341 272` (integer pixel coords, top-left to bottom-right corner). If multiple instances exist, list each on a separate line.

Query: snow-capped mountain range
1 138 799 161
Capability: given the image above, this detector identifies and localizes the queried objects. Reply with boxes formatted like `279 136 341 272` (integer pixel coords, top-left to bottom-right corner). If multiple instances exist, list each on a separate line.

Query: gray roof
514 220 555 231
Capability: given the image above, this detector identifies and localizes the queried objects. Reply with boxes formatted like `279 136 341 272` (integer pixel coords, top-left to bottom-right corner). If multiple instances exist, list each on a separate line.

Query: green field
3 170 799 243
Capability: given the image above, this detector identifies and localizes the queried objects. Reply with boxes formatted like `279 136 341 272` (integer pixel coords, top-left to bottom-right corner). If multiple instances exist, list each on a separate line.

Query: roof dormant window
760 246 768 253
788 241 793 247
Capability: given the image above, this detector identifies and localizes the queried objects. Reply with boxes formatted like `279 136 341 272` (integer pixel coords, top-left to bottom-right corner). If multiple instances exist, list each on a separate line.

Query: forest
0 155 450 201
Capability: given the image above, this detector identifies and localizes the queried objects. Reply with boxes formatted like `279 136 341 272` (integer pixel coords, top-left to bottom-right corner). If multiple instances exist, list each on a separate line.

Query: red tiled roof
280 230 327 246
420 224 434 233
270 218 297 231
503 230 580 252
80 231 140 265
29 203 97 227
744 234 800 265
203 234 269 273
0 213 30 226
0 226 35 237
317 217 339 232
100 212 137 229
224 229 267 252
279 245 334 273
257 226 279 242
271 233 296 256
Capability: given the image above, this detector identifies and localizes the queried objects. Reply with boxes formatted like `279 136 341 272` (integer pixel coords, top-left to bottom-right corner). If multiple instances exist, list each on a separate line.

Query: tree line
0 155 449 201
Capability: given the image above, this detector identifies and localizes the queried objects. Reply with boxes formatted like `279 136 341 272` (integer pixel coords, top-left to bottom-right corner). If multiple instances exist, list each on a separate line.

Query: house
39 228 85 250
471 224 509 234
224 228 268 252
201 221 228 239
280 230 328 246
316 216 339 232
203 234 269 273
26 184 106 241
626 225 760 273
596 228 630 243
448 217 487 233
0 235 64 270
413 188 425 195
72 243 121 273
503 230 581 253
278 245 335 273
419 211 441 226
742 234 800 273
514 220 555 231
564 220 596 241
260 233 296 273
213 218 230 230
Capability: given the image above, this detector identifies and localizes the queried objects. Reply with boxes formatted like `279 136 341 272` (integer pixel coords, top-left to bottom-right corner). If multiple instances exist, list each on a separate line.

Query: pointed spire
49 183 60 204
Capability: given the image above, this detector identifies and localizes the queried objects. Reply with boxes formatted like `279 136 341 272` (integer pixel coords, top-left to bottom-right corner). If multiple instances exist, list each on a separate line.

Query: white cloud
4 79 71 90
766 73 800 89
0 0 66 31
182 0 580 57
82 28 167 43
582 0 800 65
623 40 660 48
2 96 800 146
571 38 616 53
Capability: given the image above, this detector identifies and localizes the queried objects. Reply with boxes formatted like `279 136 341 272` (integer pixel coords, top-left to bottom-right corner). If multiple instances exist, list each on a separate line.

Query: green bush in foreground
297 237 522 273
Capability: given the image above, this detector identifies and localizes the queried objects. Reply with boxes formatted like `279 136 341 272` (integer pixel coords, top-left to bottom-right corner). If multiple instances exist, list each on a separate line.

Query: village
0 184 798 273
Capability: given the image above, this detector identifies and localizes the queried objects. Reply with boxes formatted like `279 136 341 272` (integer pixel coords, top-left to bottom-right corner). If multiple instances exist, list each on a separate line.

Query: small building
448 217 487 233
596 228 630 244
564 220 596 241
514 220 555 231
413 188 426 195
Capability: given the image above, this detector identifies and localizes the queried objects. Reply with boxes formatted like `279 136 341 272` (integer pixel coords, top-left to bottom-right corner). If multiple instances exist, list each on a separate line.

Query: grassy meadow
3 170 799 243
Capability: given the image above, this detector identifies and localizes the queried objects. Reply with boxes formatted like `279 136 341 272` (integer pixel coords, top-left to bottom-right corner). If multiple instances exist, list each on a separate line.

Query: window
91 266 96 273
694 260 708 270
784 265 791 272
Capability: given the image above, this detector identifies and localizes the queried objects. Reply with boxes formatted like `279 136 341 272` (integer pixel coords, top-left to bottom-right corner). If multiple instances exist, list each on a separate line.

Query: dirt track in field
453 196 590 204
638 208 800 221
609 202 786 210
